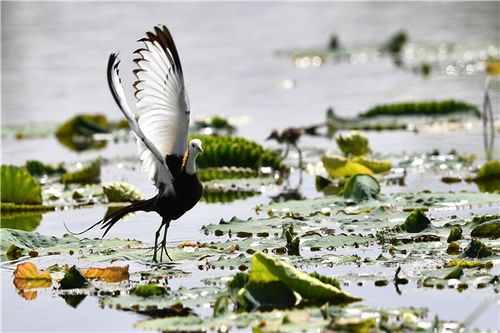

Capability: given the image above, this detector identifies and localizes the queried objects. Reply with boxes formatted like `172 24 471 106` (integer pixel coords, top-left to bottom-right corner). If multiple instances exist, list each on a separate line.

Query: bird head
266 129 280 142
189 139 203 155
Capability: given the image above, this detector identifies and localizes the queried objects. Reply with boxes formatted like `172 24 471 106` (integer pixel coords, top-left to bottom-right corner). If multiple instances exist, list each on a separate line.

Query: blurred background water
1 2 499 332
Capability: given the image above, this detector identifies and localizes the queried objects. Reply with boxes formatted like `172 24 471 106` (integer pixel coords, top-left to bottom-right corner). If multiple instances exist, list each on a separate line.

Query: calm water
1 2 500 332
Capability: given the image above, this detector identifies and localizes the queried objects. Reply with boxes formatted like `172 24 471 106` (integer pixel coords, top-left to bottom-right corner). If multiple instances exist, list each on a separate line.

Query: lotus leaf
444 260 493 269
1 165 42 205
59 266 91 289
249 252 362 304
25 160 65 177
335 131 371 157
194 136 283 171
352 157 392 173
61 158 101 184
392 209 431 233
460 239 493 258
56 114 110 137
102 182 145 202
83 265 130 282
133 283 168 297
447 226 463 242
13 262 52 290
322 154 374 178
360 100 480 118
470 221 500 239
343 174 380 201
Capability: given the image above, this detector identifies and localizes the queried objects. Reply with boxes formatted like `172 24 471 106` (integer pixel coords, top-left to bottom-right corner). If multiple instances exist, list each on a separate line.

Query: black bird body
72 25 204 262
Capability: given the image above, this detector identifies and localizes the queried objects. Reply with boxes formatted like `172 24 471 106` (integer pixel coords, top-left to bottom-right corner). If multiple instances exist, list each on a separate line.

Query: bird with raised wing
74 25 203 262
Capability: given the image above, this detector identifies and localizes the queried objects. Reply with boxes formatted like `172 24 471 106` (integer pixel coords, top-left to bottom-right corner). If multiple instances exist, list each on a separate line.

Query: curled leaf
335 131 371 157
59 266 91 289
103 182 145 202
322 154 373 178
13 262 52 291
83 265 130 282
343 174 380 201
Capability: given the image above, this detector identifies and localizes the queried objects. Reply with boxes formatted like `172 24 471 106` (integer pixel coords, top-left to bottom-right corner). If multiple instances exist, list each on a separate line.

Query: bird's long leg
152 223 164 263
280 144 290 162
159 219 172 262
293 143 303 169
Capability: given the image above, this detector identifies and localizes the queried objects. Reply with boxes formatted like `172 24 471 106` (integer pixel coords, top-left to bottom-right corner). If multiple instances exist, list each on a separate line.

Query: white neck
185 150 198 175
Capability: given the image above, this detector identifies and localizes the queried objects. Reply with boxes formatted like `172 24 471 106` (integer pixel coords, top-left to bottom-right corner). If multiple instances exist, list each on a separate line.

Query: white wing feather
133 26 190 164
107 53 175 195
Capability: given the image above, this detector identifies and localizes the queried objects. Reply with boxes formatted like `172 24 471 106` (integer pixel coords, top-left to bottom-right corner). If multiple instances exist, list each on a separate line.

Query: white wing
133 25 190 170
107 53 175 195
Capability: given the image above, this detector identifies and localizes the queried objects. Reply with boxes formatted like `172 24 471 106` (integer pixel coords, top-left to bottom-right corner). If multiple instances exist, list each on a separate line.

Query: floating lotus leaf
61 158 101 184
25 160 65 177
352 157 392 173
460 239 494 258
360 100 480 118
133 283 168 297
56 114 110 138
192 116 236 135
59 266 91 289
1 228 142 257
13 262 52 290
194 136 283 171
103 286 225 311
102 182 145 202
322 154 374 178
470 221 500 239
474 161 500 192
393 209 431 233
249 252 362 304
445 260 493 269
447 226 463 242
343 174 380 201
83 265 130 282
335 131 371 157
1 165 42 205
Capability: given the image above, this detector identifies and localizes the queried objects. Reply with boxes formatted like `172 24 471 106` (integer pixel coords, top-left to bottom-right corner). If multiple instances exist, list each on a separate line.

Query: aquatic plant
25 160 66 177
360 100 480 118
343 174 380 201
192 116 236 135
201 189 260 204
336 131 371 157
322 154 373 178
1 165 42 205
194 136 284 171
102 182 145 202
61 158 101 184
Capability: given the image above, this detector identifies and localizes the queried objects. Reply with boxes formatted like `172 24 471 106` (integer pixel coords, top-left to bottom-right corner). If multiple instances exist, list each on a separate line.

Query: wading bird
267 128 304 168
73 26 203 262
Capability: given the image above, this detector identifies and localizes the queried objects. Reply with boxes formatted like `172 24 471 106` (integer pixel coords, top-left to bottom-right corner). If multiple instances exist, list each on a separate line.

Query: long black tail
65 197 156 238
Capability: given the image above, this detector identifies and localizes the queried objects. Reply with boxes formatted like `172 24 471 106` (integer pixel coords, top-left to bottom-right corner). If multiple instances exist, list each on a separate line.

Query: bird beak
198 146 204 153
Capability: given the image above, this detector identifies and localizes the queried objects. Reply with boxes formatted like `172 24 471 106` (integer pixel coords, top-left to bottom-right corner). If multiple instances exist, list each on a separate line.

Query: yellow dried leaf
13 262 52 291
176 241 199 248
83 265 129 282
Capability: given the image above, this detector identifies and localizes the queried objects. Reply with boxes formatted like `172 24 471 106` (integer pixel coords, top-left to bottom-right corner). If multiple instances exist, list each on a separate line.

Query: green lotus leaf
343 174 380 201
322 154 374 178
445 260 493 269
360 100 480 118
56 114 110 138
444 266 463 279
1 165 42 205
460 238 494 258
193 136 284 171
197 166 258 181
474 161 500 182
0 228 141 258
393 209 431 233
249 252 362 304
102 182 145 202
25 160 66 177
61 158 101 184
133 283 168 297
470 221 500 239
335 131 371 157
352 157 392 173
447 226 463 243
59 266 91 289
